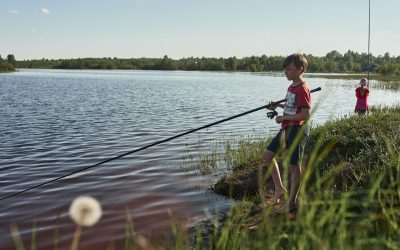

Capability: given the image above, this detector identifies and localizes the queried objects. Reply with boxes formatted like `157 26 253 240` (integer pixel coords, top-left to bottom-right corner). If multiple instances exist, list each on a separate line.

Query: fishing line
367 0 371 80
0 87 321 201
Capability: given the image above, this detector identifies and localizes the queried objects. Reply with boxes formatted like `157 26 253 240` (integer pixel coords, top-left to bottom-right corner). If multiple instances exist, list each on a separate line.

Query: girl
355 78 370 114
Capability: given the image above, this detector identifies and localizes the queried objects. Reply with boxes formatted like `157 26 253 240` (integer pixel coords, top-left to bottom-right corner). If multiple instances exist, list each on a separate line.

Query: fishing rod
0 87 321 201
367 0 371 80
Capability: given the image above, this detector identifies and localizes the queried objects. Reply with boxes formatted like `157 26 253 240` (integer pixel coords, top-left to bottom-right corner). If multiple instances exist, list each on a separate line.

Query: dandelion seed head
69 196 102 227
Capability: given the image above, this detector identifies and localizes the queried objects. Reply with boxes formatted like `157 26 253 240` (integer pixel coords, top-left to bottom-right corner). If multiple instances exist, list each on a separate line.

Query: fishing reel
266 110 278 119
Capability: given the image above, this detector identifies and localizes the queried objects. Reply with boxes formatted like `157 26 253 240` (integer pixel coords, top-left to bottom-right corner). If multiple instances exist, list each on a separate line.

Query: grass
189 105 400 249
11 106 400 249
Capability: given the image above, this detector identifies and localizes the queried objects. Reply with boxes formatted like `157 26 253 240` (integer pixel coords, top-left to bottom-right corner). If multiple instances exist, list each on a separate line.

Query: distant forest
0 54 16 72
3 50 400 75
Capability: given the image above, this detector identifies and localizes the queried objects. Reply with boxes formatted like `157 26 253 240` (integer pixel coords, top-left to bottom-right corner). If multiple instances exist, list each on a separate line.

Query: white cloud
8 10 20 14
41 8 50 14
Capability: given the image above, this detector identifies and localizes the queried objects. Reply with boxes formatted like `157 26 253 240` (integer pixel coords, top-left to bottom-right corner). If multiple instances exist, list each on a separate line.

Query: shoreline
176 105 400 249
212 104 400 200
10 67 400 82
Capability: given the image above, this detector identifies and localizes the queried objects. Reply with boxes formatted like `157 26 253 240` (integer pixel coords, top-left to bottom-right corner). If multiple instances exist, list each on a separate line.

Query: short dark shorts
266 125 309 166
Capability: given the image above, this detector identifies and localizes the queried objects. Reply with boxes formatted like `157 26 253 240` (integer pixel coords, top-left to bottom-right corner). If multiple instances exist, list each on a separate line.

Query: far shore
8 67 400 82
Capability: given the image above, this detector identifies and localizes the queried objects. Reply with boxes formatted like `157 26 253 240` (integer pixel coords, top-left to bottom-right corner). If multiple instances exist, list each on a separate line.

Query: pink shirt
355 87 369 99
355 86 369 111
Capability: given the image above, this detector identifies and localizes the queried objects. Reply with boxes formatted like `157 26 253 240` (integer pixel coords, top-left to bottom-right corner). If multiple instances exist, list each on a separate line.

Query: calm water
1 69 399 249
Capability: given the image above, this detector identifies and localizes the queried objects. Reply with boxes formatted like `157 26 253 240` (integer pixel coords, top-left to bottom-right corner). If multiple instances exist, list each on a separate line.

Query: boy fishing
263 53 311 213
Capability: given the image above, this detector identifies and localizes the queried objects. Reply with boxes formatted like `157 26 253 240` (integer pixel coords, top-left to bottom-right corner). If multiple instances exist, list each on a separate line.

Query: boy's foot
263 195 285 208
272 202 297 214
270 191 287 206
273 194 285 205
262 190 287 208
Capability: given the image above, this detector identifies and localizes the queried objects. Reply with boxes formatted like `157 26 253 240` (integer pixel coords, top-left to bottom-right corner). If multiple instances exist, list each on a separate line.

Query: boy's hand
267 100 277 110
275 115 284 124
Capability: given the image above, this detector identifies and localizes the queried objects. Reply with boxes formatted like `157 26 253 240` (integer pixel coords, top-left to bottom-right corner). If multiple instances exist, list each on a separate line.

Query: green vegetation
0 54 16 72
10 106 400 249
195 106 399 249
214 106 400 197
14 51 400 76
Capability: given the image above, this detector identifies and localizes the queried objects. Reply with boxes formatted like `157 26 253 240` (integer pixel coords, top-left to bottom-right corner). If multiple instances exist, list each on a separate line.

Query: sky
1 0 400 60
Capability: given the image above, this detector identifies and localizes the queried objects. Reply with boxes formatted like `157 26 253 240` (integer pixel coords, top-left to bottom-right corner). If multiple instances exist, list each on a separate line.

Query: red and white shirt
282 82 311 129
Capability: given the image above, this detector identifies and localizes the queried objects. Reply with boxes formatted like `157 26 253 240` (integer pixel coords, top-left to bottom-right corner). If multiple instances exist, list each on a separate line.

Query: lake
1 69 399 249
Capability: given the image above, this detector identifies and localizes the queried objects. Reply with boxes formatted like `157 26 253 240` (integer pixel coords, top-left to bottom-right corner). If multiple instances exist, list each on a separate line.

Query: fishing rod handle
266 99 286 109
310 87 321 93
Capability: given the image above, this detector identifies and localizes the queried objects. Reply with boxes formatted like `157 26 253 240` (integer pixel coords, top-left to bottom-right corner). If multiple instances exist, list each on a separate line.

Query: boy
263 53 311 212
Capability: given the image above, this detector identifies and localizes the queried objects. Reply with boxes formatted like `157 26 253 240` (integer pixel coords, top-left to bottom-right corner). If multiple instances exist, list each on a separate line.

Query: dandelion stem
70 226 82 250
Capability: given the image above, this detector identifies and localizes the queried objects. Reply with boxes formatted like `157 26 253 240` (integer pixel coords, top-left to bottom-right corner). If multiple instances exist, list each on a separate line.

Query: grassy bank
213 106 400 198
185 105 399 249
0 69 15 73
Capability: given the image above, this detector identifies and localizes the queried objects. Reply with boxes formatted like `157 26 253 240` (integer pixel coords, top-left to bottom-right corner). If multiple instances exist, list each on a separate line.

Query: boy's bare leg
289 164 302 210
263 150 287 201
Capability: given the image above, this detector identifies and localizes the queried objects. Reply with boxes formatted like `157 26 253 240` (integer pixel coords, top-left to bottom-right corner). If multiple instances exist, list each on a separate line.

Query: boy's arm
275 108 310 124
268 102 285 110
277 103 285 109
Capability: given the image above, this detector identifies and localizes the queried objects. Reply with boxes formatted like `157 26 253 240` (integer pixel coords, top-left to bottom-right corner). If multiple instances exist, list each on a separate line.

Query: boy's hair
283 54 308 73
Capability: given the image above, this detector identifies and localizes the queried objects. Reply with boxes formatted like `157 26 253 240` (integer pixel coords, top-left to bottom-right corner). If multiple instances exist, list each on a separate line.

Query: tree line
0 54 16 72
6 50 400 75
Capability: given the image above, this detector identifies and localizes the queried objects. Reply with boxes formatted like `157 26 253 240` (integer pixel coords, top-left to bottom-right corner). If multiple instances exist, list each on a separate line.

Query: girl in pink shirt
354 78 370 115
